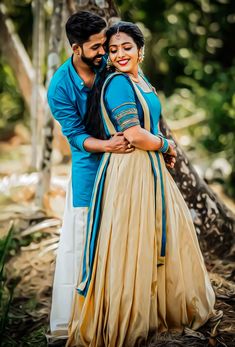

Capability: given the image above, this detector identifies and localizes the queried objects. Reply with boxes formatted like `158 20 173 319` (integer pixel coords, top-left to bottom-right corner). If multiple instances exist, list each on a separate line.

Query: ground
0 139 234 347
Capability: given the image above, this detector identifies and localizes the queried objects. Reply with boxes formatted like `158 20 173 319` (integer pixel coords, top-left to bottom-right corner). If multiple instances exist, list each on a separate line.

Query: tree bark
0 4 45 111
36 0 65 206
67 0 120 22
160 119 235 261
31 0 45 170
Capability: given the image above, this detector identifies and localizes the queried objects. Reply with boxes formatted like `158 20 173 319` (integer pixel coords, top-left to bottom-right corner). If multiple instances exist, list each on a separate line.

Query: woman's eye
124 47 132 51
110 50 117 54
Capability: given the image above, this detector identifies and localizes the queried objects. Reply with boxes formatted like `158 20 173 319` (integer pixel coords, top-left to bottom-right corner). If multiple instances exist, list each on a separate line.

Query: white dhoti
50 179 88 337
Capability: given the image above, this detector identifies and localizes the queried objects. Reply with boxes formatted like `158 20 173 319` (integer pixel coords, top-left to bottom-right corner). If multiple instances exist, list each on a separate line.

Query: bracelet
159 136 169 153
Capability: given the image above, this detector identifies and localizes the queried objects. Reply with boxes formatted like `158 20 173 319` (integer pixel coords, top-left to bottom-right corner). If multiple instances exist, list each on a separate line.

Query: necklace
127 73 139 83
131 76 140 83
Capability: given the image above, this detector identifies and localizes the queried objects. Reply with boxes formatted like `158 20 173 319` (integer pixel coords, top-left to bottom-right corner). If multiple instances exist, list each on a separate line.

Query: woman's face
108 32 140 75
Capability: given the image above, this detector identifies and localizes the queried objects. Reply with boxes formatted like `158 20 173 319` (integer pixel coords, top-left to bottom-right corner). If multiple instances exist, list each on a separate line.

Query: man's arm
83 133 131 153
48 88 132 154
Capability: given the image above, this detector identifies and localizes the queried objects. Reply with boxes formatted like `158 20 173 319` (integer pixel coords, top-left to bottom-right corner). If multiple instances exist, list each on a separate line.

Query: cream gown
67 73 215 347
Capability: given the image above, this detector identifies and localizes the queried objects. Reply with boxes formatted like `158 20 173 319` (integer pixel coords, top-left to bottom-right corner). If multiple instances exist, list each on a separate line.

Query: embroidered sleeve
105 75 140 131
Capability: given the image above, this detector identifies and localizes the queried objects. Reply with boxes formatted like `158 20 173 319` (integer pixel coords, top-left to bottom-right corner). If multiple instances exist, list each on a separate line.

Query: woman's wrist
158 136 169 153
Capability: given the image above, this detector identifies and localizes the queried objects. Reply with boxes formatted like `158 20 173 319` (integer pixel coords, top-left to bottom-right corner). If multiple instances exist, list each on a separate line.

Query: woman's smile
117 59 129 66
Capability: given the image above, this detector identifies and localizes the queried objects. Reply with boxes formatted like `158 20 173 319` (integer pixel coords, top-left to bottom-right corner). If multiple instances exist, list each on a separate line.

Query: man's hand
105 132 135 153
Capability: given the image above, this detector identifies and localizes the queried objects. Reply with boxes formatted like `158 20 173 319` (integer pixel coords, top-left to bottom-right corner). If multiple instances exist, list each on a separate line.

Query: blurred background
0 0 234 346
1 0 235 198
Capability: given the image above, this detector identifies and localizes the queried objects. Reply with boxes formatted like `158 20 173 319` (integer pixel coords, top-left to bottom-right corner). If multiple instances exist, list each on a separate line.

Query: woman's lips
118 59 129 66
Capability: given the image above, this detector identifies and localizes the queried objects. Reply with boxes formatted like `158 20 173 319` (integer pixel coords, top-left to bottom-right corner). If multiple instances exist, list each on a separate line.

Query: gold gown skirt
67 149 215 347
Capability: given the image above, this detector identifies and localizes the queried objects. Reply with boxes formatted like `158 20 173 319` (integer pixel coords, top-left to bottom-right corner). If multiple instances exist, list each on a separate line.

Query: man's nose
98 46 106 55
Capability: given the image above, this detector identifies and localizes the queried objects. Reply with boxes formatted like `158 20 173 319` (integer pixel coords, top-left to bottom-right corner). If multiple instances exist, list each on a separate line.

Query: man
47 11 133 340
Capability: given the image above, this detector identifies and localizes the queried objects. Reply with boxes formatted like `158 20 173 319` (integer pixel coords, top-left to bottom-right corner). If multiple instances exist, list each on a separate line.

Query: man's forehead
86 30 106 45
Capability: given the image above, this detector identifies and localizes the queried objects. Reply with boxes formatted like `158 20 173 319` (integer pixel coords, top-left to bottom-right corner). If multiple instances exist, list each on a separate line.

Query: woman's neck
127 68 139 83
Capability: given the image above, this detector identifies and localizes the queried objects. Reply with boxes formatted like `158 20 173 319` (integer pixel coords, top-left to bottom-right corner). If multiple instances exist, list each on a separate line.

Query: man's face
80 30 106 68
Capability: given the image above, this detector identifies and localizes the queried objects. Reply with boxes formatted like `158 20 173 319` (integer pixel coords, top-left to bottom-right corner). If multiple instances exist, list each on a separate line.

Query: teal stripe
78 154 111 296
148 152 157 212
155 152 167 257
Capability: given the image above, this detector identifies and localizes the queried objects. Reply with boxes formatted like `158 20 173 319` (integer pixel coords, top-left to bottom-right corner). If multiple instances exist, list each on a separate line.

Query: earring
138 47 145 63
107 56 113 68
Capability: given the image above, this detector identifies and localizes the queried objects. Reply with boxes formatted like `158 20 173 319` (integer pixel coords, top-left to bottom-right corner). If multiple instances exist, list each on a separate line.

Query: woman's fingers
164 154 176 168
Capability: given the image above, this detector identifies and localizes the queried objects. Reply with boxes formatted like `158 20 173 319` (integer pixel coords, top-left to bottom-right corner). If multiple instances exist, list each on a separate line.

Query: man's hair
65 11 106 46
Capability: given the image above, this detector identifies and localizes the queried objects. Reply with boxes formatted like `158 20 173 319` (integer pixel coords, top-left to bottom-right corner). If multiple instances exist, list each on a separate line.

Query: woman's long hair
84 22 145 140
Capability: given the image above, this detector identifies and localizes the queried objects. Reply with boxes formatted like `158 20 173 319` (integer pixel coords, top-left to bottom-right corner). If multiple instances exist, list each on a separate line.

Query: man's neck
72 54 95 87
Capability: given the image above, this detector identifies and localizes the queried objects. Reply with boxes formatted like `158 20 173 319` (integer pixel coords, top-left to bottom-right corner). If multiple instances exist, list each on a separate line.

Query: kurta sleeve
104 75 140 131
47 86 91 152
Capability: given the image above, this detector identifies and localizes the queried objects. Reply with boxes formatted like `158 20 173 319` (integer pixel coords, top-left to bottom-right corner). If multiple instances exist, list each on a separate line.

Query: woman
67 22 216 347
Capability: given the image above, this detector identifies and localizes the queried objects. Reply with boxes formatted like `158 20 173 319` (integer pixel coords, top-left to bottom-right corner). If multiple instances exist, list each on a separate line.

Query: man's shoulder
48 58 71 97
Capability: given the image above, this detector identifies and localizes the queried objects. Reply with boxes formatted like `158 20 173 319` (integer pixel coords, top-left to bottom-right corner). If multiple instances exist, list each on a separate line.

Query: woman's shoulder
105 72 132 89
103 73 136 107
104 73 134 98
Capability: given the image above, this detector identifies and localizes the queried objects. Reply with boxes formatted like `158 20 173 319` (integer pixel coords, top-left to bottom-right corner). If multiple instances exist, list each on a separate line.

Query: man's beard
81 51 104 68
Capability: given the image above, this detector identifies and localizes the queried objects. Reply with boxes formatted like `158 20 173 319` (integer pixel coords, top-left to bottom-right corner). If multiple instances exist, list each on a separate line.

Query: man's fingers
125 147 135 153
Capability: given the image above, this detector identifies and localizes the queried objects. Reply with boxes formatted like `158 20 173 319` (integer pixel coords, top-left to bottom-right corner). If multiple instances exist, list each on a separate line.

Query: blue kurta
47 57 103 207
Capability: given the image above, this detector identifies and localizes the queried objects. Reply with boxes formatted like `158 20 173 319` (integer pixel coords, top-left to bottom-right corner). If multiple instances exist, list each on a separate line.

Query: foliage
117 0 235 197
0 223 19 342
2 0 33 53
0 57 28 137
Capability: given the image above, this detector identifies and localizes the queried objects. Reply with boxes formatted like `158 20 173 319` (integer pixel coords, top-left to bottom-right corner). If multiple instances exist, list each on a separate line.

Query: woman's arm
105 75 176 157
124 125 177 157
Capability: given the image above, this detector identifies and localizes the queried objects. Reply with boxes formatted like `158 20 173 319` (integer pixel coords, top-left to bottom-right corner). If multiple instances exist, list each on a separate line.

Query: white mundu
50 178 88 337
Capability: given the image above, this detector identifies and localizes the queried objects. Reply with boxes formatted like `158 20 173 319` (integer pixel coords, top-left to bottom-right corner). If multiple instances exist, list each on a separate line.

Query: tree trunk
160 119 235 261
66 0 120 22
31 0 45 170
0 4 45 111
36 0 65 206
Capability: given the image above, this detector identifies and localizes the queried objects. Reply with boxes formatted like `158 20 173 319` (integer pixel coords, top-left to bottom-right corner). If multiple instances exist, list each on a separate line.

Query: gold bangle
159 136 164 149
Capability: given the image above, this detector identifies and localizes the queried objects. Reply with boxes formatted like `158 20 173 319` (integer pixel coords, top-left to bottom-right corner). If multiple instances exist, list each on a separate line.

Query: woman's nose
117 48 125 58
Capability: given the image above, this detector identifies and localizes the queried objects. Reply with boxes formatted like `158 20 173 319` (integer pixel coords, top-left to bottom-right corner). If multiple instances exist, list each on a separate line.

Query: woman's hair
84 22 144 140
105 21 144 50
66 11 106 46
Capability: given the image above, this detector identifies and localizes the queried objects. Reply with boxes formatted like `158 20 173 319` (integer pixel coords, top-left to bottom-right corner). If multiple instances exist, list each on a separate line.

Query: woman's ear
72 43 81 56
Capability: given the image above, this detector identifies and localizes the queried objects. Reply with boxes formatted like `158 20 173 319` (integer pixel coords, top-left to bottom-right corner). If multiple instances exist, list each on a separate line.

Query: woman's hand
166 139 177 157
164 154 176 169
158 137 177 168
164 140 177 168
